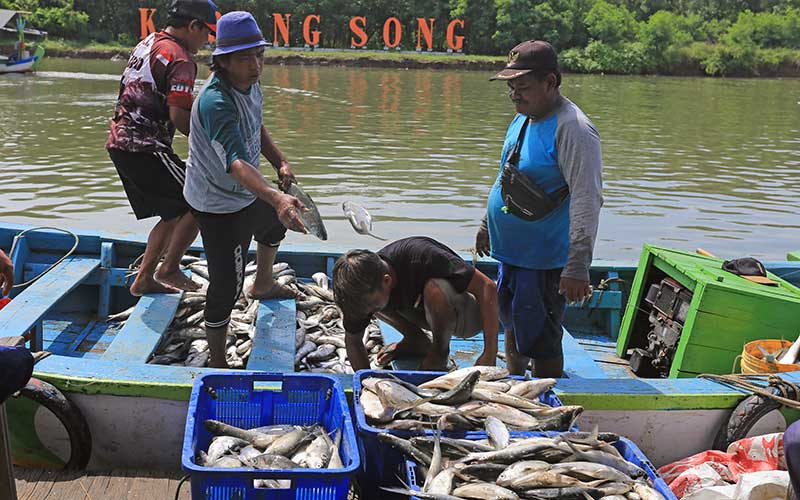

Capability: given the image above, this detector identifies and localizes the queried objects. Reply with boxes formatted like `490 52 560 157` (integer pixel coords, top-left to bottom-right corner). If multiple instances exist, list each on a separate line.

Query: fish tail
368 232 388 241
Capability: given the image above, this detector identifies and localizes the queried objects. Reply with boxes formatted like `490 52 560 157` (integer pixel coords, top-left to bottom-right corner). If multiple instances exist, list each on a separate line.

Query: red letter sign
446 19 464 51
208 11 221 42
139 8 156 39
349 17 368 47
383 17 402 49
273 13 292 46
303 14 321 46
416 18 435 50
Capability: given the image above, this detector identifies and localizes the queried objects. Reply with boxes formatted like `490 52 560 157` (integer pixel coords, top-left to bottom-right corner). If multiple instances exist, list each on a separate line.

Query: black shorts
108 148 190 221
193 199 287 328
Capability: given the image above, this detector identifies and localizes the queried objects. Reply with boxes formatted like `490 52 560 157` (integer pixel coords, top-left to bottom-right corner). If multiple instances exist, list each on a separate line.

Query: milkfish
284 182 328 241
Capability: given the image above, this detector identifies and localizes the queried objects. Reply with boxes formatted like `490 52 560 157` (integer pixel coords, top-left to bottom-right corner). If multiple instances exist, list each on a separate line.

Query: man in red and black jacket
106 0 218 296
0 250 33 403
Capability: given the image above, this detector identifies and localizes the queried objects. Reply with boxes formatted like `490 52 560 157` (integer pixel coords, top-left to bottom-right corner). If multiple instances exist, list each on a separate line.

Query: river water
1 58 798 261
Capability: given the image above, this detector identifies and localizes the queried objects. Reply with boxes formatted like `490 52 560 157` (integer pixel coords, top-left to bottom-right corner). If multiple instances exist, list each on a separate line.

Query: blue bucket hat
212 11 268 56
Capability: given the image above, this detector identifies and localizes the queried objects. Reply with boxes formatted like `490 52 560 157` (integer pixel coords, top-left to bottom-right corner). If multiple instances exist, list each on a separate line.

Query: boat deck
13 468 190 500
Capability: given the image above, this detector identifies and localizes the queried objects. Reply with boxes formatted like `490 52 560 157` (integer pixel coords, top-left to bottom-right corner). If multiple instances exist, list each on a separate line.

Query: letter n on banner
139 8 156 39
303 14 321 46
383 17 401 49
349 16 368 48
416 18 435 50
446 19 465 51
273 13 292 46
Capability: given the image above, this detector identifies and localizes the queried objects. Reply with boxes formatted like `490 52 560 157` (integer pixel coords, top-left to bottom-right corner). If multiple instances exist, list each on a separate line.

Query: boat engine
630 277 693 378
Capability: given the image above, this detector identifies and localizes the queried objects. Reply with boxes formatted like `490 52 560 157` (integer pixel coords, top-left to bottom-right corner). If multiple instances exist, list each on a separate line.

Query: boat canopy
0 9 47 36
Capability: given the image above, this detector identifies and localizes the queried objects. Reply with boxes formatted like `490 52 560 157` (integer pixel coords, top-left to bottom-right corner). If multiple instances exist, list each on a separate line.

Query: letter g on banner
303 14 321 46
447 19 465 51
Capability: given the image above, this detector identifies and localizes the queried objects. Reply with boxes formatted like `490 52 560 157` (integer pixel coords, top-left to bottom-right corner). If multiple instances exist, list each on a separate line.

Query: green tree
585 0 638 45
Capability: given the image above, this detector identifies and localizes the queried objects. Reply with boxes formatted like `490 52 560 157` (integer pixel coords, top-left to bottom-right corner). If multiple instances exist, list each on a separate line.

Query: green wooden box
616 244 800 378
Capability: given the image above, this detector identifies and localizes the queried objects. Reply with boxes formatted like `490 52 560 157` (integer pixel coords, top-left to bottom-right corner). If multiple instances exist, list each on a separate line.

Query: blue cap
212 11 268 56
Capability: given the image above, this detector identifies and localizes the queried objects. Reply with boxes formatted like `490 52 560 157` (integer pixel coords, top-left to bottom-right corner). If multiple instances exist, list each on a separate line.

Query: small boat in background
0 9 46 74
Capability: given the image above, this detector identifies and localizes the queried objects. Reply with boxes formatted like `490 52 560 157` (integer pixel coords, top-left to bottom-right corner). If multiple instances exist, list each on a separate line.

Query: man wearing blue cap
184 11 307 368
106 0 218 296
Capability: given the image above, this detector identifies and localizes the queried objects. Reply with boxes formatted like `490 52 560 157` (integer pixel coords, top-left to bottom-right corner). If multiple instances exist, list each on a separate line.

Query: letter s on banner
446 19 465 51
303 14 321 46
349 16 368 47
383 17 402 48
139 8 156 39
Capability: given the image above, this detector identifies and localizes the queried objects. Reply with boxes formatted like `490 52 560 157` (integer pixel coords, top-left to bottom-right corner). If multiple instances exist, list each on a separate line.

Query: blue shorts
0 345 33 403
497 263 566 360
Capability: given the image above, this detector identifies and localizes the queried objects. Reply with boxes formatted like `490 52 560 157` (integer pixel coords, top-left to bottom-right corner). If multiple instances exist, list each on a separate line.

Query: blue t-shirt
487 99 603 278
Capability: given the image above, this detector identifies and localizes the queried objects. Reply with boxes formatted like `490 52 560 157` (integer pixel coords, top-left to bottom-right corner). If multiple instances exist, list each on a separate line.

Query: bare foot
130 275 181 297
155 269 201 292
248 281 297 300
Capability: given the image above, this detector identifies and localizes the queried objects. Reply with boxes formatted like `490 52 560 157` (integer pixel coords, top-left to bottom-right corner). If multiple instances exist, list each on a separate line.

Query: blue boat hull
2 222 799 470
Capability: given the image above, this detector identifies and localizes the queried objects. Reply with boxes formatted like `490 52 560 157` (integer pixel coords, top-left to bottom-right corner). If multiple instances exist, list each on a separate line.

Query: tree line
4 0 800 75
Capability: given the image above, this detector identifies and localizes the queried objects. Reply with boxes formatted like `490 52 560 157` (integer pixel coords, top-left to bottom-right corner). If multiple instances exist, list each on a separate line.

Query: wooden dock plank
248 298 296 371
101 291 183 362
14 468 190 500
0 257 100 344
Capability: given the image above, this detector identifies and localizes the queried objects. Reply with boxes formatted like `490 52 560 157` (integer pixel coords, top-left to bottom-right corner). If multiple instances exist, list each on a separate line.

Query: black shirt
343 237 476 334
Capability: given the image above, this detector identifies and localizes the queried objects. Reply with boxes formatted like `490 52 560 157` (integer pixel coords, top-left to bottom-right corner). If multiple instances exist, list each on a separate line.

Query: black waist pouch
500 118 569 222
501 162 568 221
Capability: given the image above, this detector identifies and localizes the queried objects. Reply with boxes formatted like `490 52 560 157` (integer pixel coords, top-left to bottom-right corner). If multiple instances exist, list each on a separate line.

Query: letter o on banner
383 17 401 49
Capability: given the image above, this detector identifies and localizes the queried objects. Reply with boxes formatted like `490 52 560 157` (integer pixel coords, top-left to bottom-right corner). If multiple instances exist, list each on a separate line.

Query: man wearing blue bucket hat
184 11 307 368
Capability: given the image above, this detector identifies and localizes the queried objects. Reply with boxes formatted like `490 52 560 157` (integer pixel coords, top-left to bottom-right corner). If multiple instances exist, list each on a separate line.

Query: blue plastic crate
405 433 677 500
352 369 568 496
182 371 360 500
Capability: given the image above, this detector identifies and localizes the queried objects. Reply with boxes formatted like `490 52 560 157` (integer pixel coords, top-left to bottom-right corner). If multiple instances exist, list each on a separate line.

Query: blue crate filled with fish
403 431 677 500
182 371 359 500
352 367 583 496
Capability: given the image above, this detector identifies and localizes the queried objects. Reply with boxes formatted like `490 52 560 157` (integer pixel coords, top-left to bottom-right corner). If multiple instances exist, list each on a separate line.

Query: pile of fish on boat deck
108 257 386 372
386 425 666 499
195 419 344 488
360 367 582 432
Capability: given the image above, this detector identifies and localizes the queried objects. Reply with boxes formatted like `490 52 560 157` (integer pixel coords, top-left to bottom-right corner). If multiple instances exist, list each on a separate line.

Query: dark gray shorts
395 278 482 340
497 263 566 360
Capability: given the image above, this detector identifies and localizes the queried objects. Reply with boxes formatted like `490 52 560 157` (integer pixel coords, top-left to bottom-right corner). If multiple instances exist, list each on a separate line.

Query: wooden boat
0 10 45 74
2 221 800 472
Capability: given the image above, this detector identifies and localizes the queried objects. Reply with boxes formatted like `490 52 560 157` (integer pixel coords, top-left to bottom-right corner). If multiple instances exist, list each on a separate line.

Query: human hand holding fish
277 162 296 190
276 193 308 234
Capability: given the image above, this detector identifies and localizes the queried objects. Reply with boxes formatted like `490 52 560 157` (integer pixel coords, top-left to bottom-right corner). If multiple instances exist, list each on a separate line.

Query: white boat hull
0 56 36 74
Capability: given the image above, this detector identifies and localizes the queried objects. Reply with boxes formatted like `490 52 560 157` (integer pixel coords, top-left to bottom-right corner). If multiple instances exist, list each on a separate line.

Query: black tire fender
712 393 782 451
19 377 92 469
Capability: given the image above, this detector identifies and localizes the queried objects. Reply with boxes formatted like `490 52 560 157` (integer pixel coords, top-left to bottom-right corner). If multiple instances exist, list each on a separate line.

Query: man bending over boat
184 11 306 368
106 0 218 296
332 237 499 372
